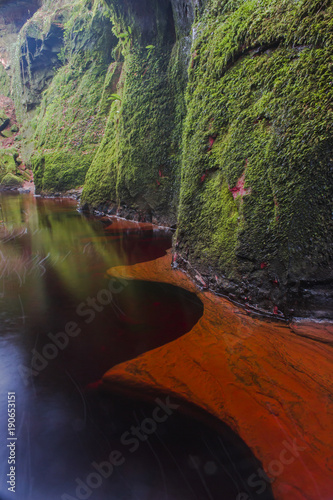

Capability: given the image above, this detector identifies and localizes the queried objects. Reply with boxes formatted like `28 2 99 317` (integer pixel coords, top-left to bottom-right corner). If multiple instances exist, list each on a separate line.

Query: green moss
194 173 239 273
0 64 10 97
0 148 17 175
82 81 120 205
178 0 333 294
1 173 23 187
32 150 94 192
0 148 24 187
115 45 185 213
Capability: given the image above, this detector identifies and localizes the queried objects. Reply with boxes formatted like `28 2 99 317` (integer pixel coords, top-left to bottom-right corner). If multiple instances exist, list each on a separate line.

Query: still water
0 193 274 500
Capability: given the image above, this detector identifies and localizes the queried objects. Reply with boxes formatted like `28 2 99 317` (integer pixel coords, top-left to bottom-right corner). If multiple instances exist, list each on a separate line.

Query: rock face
18 18 64 111
176 0 333 319
0 0 332 318
82 0 192 224
28 2 117 192
0 1 42 101
0 95 31 188
0 1 42 66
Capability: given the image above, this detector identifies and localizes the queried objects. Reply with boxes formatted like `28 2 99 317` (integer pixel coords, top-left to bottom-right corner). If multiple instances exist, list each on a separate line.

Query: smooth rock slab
103 250 333 500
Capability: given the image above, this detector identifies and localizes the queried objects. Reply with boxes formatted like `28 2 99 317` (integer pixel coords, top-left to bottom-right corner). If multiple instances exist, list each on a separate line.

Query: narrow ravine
0 1 332 499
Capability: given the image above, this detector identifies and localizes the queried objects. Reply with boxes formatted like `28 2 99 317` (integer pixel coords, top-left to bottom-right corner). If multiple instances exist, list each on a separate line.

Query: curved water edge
103 250 333 500
0 193 275 500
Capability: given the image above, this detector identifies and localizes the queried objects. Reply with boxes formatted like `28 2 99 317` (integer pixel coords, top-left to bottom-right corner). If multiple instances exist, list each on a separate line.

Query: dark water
0 194 274 500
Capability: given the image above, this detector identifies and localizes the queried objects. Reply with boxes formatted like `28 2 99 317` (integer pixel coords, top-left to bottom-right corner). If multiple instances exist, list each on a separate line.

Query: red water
0 194 274 500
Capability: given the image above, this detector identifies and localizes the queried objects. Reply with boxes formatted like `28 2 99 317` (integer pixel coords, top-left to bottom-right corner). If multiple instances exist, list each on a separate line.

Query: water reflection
0 194 172 302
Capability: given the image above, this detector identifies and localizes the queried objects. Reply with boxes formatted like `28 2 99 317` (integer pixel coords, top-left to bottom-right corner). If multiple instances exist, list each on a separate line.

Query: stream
0 193 274 500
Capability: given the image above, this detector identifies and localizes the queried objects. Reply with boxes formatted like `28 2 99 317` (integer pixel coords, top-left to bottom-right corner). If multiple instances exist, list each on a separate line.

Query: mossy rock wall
0 64 10 97
0 148 25 187
27 0 118 192
82 0 193 223
176 0 333 317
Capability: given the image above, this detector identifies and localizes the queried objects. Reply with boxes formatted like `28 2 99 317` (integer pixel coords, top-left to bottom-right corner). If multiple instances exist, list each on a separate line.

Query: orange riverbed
103 250 333 500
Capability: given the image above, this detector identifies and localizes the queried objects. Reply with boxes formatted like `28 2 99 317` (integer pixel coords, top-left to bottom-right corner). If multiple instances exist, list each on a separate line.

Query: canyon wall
176 0 333 318
0 0 332 318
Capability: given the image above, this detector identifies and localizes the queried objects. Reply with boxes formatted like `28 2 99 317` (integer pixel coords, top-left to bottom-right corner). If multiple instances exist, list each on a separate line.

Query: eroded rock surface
103 252 333 500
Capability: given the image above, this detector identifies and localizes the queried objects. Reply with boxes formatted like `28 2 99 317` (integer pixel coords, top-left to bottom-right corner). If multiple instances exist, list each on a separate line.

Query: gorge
0 1 332 499
0 0 332 318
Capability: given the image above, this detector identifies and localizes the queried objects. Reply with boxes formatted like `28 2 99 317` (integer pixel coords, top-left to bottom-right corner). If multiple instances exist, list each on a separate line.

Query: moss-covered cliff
82 0 192 224
0 0 332 318
176 0 333 318
19 1 118 191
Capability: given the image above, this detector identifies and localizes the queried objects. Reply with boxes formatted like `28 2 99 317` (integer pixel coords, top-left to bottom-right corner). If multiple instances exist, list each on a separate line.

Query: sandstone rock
103 252 333 500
